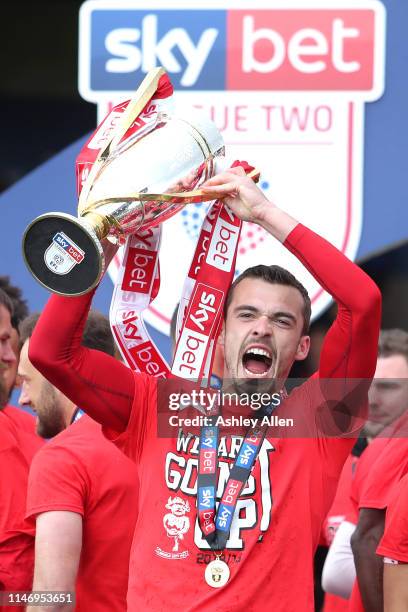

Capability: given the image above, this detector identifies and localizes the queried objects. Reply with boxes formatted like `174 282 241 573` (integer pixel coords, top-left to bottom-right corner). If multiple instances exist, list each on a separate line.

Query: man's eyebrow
374 379 405 388
273 311 297 322
233 305 297 322
233 305 259 313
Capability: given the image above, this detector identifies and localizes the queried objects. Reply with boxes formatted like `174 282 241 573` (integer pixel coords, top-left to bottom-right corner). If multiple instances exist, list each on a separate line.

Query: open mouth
242 347 273 377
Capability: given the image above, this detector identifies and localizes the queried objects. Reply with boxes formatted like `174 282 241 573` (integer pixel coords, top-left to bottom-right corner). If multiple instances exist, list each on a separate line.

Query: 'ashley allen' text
168 415 294 429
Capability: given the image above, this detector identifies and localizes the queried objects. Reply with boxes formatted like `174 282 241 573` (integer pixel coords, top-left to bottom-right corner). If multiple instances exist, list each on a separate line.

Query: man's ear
218 323 225 347
294 335 310 361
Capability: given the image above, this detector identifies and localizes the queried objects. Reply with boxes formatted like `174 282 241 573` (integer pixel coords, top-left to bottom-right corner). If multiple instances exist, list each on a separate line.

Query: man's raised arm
28 289 134 432
202 168 381 385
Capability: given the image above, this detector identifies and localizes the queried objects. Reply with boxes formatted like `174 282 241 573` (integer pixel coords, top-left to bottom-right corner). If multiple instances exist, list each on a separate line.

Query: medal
205 556 230 588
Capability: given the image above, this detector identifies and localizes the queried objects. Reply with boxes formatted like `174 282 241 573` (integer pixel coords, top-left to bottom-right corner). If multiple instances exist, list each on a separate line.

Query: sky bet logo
79 1 383 99
53 232 84 263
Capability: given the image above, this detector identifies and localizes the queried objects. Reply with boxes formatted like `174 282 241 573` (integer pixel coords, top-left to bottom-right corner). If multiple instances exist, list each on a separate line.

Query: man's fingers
201 168 247 187
201 172 236 187
201 181 239 195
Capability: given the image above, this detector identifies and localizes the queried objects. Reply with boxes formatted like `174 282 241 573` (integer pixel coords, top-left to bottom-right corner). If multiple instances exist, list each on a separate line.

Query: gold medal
205 557 230 588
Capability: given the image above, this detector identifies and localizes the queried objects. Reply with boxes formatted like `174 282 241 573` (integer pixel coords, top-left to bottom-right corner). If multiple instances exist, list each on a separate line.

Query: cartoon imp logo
44 232 85 276
87 1 386 335
155 496 191 560
79 1 385 98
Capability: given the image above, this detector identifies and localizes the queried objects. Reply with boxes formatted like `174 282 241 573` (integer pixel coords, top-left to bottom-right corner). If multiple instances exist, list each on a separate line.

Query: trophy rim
22 212 105 297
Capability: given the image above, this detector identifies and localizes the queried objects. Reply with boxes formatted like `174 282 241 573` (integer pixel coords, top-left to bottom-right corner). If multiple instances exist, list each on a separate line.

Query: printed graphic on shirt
161 431 275 557
155 496 191 560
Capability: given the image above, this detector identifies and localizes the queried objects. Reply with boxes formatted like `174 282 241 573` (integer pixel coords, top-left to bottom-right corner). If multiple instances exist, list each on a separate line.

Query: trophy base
22 213 104 296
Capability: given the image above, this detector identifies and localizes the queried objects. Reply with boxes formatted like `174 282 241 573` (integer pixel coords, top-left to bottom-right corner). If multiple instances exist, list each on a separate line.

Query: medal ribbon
197 413 274 550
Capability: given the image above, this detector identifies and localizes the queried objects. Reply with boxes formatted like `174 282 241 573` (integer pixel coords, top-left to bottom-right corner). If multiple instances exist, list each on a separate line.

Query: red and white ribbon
76 74 251 385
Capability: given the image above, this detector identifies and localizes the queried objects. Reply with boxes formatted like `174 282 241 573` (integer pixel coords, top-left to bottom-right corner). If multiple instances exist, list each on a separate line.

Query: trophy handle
82 169 261 211
22 213 104 296
78 67 166 216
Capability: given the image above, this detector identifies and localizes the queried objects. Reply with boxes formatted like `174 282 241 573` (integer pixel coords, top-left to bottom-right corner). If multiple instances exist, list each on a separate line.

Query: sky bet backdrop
1 0 407 353
80 6 379 94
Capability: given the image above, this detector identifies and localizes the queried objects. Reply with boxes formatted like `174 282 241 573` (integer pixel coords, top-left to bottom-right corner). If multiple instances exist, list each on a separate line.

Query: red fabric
346 414 408 610
29 289 134 433
321 455 358 612
324 593 349 612
155 73 174 99
26 415 139 612
29 223 381 611
323 454 358 546
105 372 356 611
0 410 44 608
346 436 390 524
377 473 408 563
2 405 37 435
348 582 364 612
346 438 392 610
358 414 408 511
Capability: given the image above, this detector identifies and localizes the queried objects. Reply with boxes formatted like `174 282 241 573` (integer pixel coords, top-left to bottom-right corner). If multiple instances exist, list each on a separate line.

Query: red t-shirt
358 429 408 511
322 454 358 612
377 472 408 563
103 373 357 612
0 410 44 609
324 595 351 612
26 415 139 612
346 436 390 524
346 438 389 612
323 454 358 547
2 405 37 436
347 416 408 611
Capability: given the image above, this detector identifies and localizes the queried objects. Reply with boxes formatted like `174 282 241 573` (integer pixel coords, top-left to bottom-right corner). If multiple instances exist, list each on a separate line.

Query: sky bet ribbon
197 408 273 551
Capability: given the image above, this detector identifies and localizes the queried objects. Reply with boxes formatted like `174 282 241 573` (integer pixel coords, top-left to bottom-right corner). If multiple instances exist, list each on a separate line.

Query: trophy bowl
22 108 225 296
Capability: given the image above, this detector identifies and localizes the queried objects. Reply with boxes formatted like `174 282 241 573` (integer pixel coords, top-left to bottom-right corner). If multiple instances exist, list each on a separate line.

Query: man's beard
227 376 280 416
36 382 65 439
230 374 279 395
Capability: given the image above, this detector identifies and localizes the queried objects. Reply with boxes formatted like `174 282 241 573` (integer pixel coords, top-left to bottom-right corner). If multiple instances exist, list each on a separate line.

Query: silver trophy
22 68 226 296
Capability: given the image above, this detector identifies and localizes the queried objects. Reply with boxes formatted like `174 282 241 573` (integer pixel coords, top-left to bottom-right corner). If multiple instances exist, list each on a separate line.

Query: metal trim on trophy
22 67 258 297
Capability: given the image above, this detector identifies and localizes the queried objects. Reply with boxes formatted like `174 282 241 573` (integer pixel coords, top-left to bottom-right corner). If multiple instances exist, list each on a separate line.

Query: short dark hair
0 276 29 330
0 288 13 317
224 265 311 335
19 310 115 356
378 329 408 364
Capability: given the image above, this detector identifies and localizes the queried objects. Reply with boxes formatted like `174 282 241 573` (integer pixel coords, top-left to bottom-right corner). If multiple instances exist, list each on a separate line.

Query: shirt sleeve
28 291 136 433
284 224 381 439
285 224 381 380
102 371 158 463
26 444 88 520
359 439 408 510
377 474 408 563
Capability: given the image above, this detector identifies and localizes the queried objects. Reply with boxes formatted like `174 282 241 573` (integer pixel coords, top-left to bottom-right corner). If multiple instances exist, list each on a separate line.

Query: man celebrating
29 168 381 610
